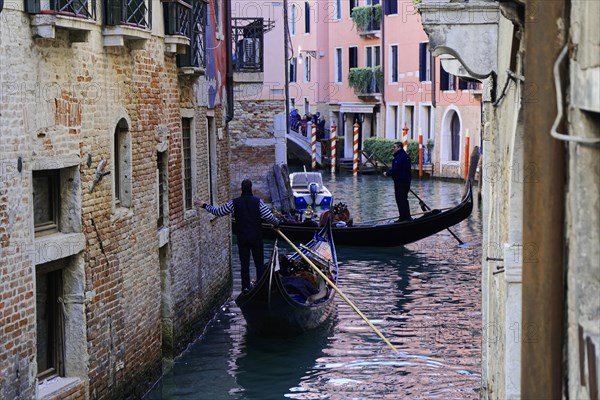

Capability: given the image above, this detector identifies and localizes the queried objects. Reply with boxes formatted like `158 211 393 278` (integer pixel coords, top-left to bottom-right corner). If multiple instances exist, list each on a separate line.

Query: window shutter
419 42 427 82
459 78 468 90
440 65 450 91
385 0 398 15
349 47 358 69
24 0 40 13
304 1 310 33
105 0 123 25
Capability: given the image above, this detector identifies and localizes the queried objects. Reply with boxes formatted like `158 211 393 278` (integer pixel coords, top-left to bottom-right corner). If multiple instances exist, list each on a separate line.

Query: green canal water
147 174 482 399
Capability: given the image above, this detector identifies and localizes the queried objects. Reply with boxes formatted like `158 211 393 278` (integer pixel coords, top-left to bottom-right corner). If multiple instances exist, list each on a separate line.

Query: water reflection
147 176 481 399
233 323 333 400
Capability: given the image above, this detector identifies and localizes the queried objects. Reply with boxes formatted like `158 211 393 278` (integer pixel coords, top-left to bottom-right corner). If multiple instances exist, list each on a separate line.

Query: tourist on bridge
383 142 412 222
195 179 279 291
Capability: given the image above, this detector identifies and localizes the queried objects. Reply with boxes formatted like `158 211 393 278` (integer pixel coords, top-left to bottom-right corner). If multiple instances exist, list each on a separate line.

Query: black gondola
235 219 338 337
242 180 473 247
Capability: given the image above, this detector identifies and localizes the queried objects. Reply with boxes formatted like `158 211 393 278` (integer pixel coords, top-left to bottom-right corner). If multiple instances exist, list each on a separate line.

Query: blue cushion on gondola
281 276 319 303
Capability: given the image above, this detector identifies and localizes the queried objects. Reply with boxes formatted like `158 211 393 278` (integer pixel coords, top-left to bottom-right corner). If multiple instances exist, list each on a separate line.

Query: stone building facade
0 0 232 398
228 1 287 201
419 0 599 399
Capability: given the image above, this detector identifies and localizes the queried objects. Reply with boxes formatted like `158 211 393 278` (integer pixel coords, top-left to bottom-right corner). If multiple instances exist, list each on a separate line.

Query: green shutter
24 0 40 13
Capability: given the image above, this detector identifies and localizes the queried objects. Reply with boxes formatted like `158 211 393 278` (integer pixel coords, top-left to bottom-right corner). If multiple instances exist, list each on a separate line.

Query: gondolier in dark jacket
195 179 279 291
383 142 412 221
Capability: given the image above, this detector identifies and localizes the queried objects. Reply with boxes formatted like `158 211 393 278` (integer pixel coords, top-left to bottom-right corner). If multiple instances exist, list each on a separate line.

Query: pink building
288 0 482 178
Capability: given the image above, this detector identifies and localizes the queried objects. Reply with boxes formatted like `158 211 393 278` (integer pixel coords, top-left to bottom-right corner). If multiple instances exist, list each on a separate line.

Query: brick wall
0 5 232 399
228 98 285 201
1 7 43 400
167 103 233 354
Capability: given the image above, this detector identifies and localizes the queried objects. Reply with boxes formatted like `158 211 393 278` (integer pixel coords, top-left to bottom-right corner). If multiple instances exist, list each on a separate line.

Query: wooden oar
409 188 464 245
275 228 399 353
358 207 453 225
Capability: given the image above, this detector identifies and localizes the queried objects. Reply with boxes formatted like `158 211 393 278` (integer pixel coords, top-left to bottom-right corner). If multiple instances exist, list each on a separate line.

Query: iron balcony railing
104 0 151 29
232 18 268 72
176 0 206 69
163 0 191 37
24 0 96 19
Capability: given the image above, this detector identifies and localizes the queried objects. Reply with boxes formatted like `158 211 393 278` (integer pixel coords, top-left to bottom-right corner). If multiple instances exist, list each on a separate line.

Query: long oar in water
408 188 464 245
274 228 399 353
359 207 454 225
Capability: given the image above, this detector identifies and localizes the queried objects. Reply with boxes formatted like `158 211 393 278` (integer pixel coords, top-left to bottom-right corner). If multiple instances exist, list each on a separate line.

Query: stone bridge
286 128 323 166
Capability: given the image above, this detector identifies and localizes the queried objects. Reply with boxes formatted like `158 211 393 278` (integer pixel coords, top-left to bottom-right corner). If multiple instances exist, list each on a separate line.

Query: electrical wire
550 45 600 145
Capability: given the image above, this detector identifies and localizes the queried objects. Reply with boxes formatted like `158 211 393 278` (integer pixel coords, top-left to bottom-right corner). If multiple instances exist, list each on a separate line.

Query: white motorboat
289 171 332 212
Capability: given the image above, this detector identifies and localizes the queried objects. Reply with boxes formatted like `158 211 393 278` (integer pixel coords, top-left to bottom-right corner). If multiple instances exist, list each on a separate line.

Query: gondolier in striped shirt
195 179 279 291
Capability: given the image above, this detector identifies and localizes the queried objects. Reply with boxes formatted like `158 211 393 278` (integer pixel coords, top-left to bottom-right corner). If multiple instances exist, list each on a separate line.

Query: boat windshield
290 172 324 189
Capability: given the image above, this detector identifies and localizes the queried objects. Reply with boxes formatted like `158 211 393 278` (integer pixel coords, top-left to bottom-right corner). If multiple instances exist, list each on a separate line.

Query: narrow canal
147 174 482 399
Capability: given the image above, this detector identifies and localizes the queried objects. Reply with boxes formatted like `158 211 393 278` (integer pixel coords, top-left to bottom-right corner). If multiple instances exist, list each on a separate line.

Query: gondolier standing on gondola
195 179 279 291
383 142 412 222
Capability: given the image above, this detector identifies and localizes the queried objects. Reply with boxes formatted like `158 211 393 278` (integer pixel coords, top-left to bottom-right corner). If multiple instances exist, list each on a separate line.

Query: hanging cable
550 45 600 145
492 69 523 107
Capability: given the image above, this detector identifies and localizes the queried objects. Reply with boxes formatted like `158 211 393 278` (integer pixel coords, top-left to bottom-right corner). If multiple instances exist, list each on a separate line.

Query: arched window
451 113 461 161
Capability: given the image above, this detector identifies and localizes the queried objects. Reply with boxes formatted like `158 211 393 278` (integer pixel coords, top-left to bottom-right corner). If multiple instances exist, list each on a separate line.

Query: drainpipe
432 56 436 108
521 0 567 397
283 0 290 133
380 0 385 138
225 0 234 122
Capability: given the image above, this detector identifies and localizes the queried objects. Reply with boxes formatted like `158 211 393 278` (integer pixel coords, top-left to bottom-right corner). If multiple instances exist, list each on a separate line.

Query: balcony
176 0 207 75
231 17 275 82
351 4 381 38
163 0 191 54
26 0 97 41
102 0 152 47
348 66 383 100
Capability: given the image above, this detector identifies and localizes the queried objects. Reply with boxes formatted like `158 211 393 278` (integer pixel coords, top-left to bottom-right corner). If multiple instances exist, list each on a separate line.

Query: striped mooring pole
311 123 317 170
402 123 409 151
330 121 337 175
464 129 470 181
353 122 359 176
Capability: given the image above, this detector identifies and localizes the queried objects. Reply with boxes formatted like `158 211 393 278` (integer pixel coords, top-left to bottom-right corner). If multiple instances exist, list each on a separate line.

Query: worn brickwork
1 6 42 400
0 2 231 399
167 103 233 354
228 98 285 201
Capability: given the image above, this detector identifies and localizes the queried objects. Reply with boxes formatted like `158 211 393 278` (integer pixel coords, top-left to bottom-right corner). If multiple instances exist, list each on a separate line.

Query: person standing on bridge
383 142 412 222
195 179 279 291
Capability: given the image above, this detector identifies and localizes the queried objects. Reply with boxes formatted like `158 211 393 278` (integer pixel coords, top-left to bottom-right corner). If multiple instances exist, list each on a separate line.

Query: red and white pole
464 129 470 181
402 123 409 151
311 123 317 170
330 121 337 175
353 122 359 176
418 129 423 178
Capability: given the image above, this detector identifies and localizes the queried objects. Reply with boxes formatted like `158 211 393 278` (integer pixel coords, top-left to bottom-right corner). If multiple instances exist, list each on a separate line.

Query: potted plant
348 66 382 94
350 4 382 32
348 68 374 93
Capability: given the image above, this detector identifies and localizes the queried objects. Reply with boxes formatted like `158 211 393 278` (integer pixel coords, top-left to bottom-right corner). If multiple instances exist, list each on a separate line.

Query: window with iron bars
163 0 191 37
24 0 96 19
177 0 207 69
232 18 265 73
104 0 151 29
